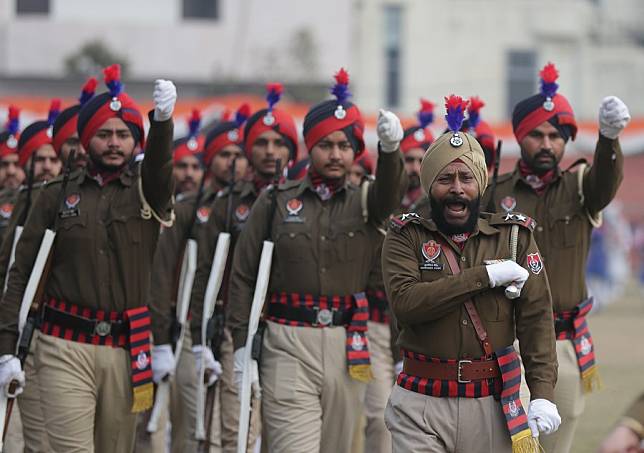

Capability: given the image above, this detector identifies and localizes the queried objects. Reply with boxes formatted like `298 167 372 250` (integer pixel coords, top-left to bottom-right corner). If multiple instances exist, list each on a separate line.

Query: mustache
535 149 555 160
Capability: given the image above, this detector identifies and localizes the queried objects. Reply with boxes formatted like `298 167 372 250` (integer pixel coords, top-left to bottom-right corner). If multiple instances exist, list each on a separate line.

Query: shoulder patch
489 211 536 231
389 212 423 232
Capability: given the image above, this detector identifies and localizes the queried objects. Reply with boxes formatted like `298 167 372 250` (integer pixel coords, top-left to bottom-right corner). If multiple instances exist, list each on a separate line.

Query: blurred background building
1 0 644 219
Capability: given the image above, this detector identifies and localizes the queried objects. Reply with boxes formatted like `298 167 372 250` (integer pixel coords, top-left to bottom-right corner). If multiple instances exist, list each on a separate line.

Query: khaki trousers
261 321 366 453
34 333 137 453
136 331 199 453
519 339 584 453
214 327 261 453
362 321 394 453
18 332 51 452
385 385 512 453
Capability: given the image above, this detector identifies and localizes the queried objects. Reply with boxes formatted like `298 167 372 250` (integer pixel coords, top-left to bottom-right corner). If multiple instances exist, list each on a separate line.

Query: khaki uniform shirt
482 136 623 312
189 179 260 344
0 115 174 354
382 212 557 401
227 150 405 350
149 187 217 344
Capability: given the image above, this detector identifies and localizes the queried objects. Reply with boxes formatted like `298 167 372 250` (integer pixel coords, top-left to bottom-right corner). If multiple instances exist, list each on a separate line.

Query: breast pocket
477 290 513 322
549 204 583 248
332 222 368 263
275 224 312 263
106 204 142 244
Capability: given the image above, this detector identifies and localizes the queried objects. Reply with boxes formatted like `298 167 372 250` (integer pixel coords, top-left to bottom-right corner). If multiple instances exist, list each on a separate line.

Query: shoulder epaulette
489 211 536 231
495 172 513 184
389 212 423 232
564 158 588 173
216 186 231 198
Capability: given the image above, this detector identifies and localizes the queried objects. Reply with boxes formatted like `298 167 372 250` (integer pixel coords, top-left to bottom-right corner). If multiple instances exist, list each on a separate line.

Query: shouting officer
0 64 176 453
482 62 630 453
382 95 560 453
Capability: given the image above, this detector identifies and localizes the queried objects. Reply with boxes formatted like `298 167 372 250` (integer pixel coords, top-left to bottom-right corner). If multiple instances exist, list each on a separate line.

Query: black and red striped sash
554 297 600 393
268 291 372 383
40 299 153 412
366 289 390 324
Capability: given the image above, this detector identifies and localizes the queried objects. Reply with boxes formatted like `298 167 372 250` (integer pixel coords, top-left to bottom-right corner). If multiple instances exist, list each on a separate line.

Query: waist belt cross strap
554 297 601 393
267 292 372 383
440 240 539 453
41 299 154 413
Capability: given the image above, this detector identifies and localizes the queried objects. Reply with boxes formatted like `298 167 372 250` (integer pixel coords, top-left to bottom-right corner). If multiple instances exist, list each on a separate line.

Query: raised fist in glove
153 79 177 122
151 344 175 384
486 260 529 290
192 345 222 387
0 355 25 397
599 96 630 140
233 347 261 400
527 399 561 437
377 109 403 153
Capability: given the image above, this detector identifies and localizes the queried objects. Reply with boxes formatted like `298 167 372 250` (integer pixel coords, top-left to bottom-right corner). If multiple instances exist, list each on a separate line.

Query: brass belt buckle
94 321 111 337
457 359 472 383
313 307 334 327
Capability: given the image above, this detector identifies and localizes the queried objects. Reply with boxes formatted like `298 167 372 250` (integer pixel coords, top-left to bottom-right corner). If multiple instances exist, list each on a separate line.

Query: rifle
0 150 76 451
146 175 206 433
195 159 237 449
485 140 503 213
237 159 281 453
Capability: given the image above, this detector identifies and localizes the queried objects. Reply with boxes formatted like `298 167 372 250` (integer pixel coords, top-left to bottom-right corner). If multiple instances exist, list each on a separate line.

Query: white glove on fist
151 344 175 384
599 96 630 140
486 261 529 290
233 347 261 400
0 355 24 397
377 109 403 153
153 79 177 122
192 345 222 387
527 398 561 437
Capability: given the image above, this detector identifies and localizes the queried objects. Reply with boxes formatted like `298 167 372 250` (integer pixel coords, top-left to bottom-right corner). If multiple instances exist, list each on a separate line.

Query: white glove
192 345 222 387
153 79 177 122
486 261 529 290
151 344 175 384
527 399 561 438
377 109 403 153
394 360 403 376
0 355 24 397
599 96 630 140
233 347 261 400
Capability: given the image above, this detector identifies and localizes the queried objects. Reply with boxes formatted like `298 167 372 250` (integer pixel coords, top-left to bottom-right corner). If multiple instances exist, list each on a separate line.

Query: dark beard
89 155 127 173
408 173 421 189
430 195 480 235
521 148 557 175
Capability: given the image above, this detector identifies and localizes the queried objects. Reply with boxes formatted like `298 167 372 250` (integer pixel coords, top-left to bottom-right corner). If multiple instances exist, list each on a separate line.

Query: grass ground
571 281 644 452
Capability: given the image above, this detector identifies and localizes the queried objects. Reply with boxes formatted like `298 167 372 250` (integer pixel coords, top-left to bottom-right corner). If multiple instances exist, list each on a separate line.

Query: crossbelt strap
439 238 494 357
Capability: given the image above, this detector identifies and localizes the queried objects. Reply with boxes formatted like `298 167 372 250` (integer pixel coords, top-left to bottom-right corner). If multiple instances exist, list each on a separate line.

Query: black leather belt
43 305 127 337
554 318 574 335
267 303 353 327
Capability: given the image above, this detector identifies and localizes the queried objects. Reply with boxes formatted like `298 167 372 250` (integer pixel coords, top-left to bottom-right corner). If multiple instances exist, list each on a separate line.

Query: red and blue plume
539 62 559 99
417 98 434 129
188 109 201 138
5 106 19 136
467 96 485 128
234 103 251 128
266 83 283 112
103 64 123 98
330 68 351 104
47 99 61 126
444 95 468 133
79 77 98 106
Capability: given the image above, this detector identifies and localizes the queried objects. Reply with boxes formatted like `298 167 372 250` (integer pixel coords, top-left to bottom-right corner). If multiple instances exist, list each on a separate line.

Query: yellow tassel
511 431 540 453
349 364 373 383
131 383 154 413
581 366 602 394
